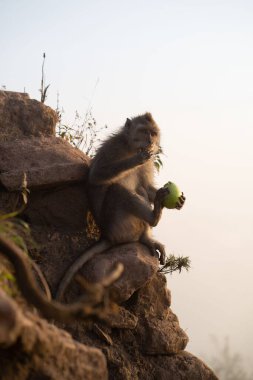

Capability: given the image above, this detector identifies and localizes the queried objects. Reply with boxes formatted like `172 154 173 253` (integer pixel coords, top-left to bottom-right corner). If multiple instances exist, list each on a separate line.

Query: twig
0 235 121 323
40 53 50 103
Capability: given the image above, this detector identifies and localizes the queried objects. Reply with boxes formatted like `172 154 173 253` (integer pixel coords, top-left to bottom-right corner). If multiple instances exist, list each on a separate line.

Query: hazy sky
1 0 253 371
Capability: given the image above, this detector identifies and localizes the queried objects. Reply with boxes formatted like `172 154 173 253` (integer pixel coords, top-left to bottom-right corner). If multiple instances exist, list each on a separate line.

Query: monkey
56 113 185 300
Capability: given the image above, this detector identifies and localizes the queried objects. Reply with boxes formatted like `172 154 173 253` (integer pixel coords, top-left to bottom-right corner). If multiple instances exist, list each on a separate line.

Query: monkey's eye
150 131 157 137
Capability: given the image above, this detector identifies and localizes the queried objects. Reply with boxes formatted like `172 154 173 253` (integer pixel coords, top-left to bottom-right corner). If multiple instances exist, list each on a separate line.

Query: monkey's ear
125 118 132 128
144 112 153 122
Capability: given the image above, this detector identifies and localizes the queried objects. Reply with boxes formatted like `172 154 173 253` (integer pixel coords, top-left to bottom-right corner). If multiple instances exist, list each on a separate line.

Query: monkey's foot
153 241 166 265
141 238 166 266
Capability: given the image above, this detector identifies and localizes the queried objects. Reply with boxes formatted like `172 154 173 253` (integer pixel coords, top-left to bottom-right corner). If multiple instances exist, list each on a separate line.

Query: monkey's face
130 122 160 153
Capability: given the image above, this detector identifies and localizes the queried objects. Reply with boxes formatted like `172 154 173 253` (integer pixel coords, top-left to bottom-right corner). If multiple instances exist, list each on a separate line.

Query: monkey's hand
135 148 153 164
154 187 170 208
175 193 186 210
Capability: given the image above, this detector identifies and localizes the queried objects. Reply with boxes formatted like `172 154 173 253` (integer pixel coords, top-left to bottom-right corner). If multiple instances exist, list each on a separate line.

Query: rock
138 310 188 354
103 306 138 329
0 91 57 141
80 243 159 303
138 351 218 380
0 290 108 380
131 272 171 318
97 345 218 380
22 183 88 229
26 228 90 295
0 136 90 191
126 273 188 354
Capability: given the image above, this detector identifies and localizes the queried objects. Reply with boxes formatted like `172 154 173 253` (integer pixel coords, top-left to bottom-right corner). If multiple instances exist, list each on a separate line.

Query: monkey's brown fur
88 112 167 250
56 113 175 300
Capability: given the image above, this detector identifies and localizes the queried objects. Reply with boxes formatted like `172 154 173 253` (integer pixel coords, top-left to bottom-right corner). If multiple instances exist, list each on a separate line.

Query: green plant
0 211 32 296
0 213 32 254
0 171 31 248
0 212 52 299
159 254 191 274
154 146 163 172
0 268 17 296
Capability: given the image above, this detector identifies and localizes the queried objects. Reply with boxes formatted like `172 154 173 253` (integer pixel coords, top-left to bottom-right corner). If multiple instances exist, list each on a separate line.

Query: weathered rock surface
0 136 89 191
80 254 188 354
131 273 189 355
0 290 108 380
131 271 171 318
65 271 216 379
0 91 57 141
121 351 218 380
27 228 90 293
103 306 138 329
22 183 88 229
80 243 159 303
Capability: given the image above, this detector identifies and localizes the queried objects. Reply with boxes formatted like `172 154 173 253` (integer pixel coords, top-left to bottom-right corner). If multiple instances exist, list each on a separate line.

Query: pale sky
1 0 253 371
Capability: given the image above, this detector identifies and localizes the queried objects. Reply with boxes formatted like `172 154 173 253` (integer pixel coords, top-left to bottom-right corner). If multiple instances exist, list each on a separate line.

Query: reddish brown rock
80 243 159 304
133 272 171 318
103 306 138 329
21 183 88 229
0 290 108 380
0 136 89 191
138 310 188 355
0 91 57 141
135 351 218 380
121 273 189 355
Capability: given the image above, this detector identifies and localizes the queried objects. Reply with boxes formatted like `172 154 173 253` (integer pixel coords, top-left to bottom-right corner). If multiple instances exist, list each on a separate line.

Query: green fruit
162 181 182 209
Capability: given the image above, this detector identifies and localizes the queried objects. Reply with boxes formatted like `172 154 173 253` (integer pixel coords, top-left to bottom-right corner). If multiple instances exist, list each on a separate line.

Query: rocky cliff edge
0 91 217 380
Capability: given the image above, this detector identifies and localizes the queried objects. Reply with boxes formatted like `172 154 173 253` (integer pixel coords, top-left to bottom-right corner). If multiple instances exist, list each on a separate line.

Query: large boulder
131 273 189 355
0 136 89 191
79 252 188 355
80 243 159 303
0 91 90 230
0 91 57 141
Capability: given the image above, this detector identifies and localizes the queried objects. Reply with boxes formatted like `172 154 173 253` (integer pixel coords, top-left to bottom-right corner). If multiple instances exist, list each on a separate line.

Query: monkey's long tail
55 240 112 301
